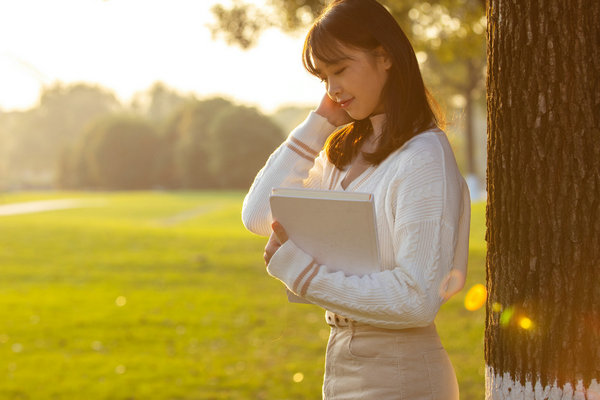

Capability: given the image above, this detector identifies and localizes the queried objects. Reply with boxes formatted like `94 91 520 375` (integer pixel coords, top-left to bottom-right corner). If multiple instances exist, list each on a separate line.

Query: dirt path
0 198 104 216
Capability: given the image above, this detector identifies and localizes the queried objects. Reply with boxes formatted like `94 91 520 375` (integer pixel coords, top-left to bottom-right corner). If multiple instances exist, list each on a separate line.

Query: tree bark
465 58 478 179
485 0 600 399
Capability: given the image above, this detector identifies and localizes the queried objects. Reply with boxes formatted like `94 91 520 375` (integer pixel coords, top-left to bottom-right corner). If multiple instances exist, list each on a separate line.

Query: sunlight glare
464 284 486 311
416 51 428 64
0 0 321 113
519 316 533 330
492 302 502 313
500 306 514 327
115 296 127 307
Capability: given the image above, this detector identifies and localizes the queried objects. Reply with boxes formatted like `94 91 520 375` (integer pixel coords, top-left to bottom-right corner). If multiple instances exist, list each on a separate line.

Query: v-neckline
339 164 375 191
337 112 386 191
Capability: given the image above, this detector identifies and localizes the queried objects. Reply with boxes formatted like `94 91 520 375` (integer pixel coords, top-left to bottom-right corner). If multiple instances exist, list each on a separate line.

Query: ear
374 46 392 70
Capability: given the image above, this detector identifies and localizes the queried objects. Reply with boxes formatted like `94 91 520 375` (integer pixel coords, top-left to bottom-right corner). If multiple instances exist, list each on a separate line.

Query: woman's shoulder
385 127 449 170
403 127 447 152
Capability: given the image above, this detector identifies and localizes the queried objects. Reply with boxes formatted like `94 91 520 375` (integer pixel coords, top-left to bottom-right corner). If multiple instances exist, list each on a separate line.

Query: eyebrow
329 55 353 64
323 55 353 66
314 55 353 75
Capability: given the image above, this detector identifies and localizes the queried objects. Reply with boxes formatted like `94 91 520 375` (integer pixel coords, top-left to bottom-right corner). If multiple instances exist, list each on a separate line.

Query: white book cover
269 187 381 303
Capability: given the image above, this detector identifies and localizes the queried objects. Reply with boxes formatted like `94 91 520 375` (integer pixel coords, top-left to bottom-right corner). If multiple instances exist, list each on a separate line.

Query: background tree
56 136 94 190
0 83 121 188
130 81 191 124
82 115 163 190
485 1 599 398
269 105 314 135
169 98 235 189
206 105 283 189
210 0 487 190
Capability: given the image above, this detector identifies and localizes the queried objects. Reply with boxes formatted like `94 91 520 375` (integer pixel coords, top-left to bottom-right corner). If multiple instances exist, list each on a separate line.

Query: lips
338 98 354 108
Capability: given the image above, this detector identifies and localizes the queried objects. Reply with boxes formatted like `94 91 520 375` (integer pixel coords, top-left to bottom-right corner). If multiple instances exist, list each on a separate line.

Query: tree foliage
167 98 235 189
130 81 191 124
210 0 488 181
84 115 163 190
6 80 286 191
205 105 283 189
0 83 121 188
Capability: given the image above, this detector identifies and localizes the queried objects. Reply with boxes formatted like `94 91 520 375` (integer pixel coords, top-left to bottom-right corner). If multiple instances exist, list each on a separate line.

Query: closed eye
318 67 345 83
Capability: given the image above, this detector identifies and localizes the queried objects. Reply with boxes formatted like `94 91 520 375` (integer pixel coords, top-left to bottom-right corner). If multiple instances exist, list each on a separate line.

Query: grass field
0 191 486 399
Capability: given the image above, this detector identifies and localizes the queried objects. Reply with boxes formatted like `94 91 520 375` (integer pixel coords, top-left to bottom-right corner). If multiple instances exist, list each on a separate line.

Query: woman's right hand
315 93 354 127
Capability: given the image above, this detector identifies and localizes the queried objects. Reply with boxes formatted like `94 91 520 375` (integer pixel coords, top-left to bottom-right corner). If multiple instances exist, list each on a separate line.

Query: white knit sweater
241 111 471 329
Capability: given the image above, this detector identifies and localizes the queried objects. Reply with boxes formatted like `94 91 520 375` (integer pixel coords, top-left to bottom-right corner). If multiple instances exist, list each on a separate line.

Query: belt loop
326 310 353 328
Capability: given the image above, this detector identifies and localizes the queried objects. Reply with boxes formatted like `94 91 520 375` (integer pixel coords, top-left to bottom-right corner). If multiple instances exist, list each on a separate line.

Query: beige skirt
322 312 459 400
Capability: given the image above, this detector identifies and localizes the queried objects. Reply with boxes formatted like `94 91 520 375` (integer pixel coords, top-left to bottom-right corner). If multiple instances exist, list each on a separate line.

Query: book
269 187 381 303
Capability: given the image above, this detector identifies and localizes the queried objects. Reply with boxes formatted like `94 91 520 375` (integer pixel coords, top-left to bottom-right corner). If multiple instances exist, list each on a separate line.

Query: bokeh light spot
492 302 503 313
519 316 533 330
115 365 126 374
91 341 103 351
464 284 487 311
115 296 127 307
293 372 304 383
500 306 515 327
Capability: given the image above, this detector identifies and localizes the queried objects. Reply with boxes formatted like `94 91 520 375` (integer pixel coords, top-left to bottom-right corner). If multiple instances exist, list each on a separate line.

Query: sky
0 0 324 113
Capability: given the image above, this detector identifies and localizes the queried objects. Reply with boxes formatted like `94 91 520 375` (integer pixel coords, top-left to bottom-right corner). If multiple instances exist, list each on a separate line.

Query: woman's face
314 42 392 120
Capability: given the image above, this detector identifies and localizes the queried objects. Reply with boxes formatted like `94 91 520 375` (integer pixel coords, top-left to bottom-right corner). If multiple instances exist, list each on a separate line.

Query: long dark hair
303 0 444 168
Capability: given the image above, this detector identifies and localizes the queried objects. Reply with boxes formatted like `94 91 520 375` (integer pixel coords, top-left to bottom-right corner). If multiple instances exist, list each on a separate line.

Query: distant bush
57 93 284 190
167 98 234 189
59 115 162 190
206 106 282 189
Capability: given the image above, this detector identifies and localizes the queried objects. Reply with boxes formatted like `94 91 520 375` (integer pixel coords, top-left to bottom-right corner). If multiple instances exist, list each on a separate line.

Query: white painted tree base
486 365 600 399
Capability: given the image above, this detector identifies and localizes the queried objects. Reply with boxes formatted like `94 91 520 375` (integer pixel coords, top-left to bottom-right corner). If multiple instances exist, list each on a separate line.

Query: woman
241 0 471 398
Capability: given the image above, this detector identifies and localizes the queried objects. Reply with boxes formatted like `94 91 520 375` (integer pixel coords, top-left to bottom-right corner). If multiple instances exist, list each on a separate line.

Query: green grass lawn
0 191 486 399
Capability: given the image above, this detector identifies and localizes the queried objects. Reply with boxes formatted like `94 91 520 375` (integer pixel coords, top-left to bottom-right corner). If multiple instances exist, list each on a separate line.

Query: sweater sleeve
266 144 461 329
241 111 336 237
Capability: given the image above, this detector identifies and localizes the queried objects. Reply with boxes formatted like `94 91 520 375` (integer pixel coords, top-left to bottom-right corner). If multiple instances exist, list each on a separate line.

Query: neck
369 112 386 138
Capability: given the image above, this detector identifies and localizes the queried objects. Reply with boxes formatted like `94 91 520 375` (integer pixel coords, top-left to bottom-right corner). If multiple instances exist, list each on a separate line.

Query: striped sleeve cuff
266 240 322 298
286 111 336 155
285 137 319 162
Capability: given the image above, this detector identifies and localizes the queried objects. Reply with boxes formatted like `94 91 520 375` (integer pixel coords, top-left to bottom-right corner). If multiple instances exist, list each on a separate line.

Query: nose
326 79 342 101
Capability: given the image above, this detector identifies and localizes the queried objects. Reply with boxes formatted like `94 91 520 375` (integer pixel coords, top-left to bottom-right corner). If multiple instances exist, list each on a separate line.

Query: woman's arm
267 219 454 329
241 111 336 237
266 144 470 329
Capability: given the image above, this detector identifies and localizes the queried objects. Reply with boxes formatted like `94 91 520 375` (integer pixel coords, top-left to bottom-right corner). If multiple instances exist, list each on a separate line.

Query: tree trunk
485 0 600 399
464 59 477 180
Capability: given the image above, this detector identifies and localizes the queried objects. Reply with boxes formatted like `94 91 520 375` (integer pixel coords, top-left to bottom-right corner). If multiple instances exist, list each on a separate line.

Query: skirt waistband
325 310 438 337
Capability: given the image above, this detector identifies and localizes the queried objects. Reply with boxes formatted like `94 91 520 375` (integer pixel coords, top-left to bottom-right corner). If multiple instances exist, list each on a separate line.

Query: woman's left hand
264 221 289 265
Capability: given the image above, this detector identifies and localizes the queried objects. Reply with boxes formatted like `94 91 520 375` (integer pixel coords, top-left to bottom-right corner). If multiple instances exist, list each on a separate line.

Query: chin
346 109 368 121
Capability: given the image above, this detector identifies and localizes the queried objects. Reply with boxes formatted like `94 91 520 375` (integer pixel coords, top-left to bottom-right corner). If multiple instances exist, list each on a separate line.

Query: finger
271 221 289 244
264 240 281 265
264 245 280 265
